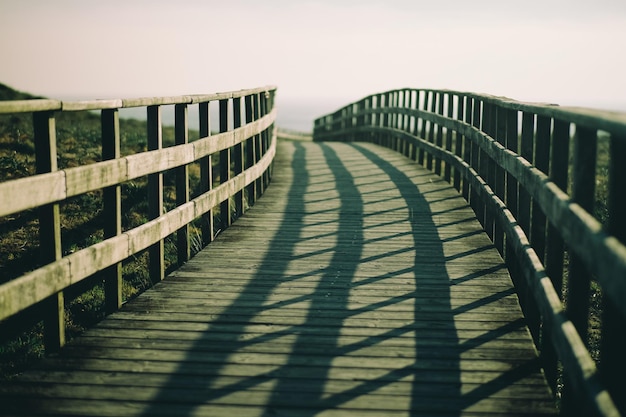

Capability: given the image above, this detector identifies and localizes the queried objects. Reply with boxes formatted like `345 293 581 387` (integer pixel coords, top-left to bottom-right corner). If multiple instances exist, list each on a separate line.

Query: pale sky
1 0 626 120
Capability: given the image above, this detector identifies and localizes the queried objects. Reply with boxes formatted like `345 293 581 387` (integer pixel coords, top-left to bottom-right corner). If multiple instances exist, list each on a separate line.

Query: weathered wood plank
1 141 555 417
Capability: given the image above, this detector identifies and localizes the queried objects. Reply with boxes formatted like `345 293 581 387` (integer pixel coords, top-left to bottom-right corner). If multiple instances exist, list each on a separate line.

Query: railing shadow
130 140 528 415
350 143 461 415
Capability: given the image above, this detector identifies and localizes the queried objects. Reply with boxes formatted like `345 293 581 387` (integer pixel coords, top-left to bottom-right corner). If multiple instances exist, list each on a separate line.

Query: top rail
313 88 626 417
0 85 277 354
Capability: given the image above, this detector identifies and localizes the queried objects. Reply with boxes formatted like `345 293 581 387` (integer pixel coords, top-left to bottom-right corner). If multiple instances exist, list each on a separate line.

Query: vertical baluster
245 95 256 206
403 90 410 157
388 92 394 148
409 91 418 161
219 98 231 230
365 96 373 144
531 115 551 264
566 125 595 340
427 92 436 171
381 93 387 147
147 105 164 284
546 119 569 296
175 103 190 265
444 93 454 183
543 118 569 396
260 92 270 188
525 114 551 345
453 94 464 192
399 91 406 154
482 101 495 240
462 96 472 201
199 102 214 243
233 97 244 217
418 90 426 165
34 110 64 352
556 124 593 413
102 108 122 313
518 112 534 237
504 107 520 285
434 92 444 176
505 109 519 221
470 98 483 225
541 119 568 402
253 93 262 200
493 105 507 254
601 132 626 415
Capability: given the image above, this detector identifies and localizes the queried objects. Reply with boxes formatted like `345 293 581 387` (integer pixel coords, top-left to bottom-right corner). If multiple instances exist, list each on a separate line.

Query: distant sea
92 97 346 134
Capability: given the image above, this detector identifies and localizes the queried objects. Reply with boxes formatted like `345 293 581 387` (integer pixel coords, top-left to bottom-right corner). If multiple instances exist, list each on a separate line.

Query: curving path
0 140 556 416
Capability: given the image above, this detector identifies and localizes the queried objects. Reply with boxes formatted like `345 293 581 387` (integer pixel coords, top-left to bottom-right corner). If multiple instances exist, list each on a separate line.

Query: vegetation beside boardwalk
0 83 214 379
0 83 612 386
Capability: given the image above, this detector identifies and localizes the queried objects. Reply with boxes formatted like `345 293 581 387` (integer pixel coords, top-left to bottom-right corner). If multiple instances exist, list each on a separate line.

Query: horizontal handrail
0 85 277 353
313 88 626 417
0 86 275 113
0 107 276 218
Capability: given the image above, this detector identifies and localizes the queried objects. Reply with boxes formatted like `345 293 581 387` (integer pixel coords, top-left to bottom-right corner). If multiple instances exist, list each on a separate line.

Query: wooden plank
0 99 61 113
1 141 555 417
64 159 128 196
0 171 65 217
61 99 122 111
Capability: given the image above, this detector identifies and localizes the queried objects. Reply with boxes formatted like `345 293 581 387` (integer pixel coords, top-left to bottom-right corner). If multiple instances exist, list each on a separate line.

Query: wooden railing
314 88 626 417
0 86 277 352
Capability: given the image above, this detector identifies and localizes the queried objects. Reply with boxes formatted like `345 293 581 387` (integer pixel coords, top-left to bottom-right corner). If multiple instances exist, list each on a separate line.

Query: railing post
426 91 436 171
504 107 520 277
542 119 569 397
546 119 570 297
453 94 464 192
401 90 410 156
147 105 165 284
434 91 444 176
101 108 123 313
199 101 214 244
175 103 190 265
531 115 551 264
219 98 231 230
505 109 519 221
481 101 495 240
34 110 65 352
233 97 244 217
444 93 454 183
260 93 270 188
601 132 626 415
409 90 418 161
518 112 534 237
253 93 262 200
566 125 595 340
245 95 256 206
492 105 507 255
418 90 426 165
470 98 483 224
462 95 472 201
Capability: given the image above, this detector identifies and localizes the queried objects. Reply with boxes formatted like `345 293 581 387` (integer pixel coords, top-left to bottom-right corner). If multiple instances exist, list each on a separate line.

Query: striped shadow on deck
0 140 557 417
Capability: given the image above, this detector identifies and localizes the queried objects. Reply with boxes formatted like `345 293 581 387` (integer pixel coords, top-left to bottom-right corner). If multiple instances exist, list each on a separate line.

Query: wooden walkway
0 140 556 416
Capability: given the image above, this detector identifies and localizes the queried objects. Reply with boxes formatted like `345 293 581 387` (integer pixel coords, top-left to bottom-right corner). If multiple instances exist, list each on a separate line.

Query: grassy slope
0 83 205 379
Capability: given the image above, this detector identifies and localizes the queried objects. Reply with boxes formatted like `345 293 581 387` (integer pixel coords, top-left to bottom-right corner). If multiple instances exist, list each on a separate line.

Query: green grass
0 84 214 379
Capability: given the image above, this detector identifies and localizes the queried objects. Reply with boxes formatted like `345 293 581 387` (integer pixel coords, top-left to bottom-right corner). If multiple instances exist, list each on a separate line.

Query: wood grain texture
0 141 556 417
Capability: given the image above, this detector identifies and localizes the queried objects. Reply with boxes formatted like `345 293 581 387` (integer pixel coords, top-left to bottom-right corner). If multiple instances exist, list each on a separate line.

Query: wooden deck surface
0 140 557 416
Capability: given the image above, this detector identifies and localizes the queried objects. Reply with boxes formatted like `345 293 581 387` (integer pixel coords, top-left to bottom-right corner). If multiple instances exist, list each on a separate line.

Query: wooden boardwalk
0 140 556 416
